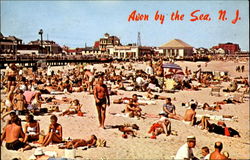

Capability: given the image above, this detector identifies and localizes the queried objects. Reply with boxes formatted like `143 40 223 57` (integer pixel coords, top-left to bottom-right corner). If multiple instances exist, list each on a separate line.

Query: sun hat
187 136 196 142
159 111 166 116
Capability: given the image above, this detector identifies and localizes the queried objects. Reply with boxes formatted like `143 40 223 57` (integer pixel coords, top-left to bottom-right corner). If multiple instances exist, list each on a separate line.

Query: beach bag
96 139 106 147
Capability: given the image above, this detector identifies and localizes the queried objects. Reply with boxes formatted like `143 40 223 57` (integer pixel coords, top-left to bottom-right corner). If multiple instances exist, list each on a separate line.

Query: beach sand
1 60 249 159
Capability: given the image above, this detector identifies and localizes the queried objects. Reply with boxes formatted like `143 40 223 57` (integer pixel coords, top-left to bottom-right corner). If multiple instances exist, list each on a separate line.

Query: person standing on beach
5 63 18 92
94 76 110 129
84 69 95 93
145 61 154 76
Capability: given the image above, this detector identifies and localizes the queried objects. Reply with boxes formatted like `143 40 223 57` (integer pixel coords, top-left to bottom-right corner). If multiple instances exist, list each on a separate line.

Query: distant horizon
1 1 249 51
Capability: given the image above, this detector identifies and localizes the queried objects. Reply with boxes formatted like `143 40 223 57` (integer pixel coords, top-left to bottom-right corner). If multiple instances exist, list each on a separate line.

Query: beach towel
196 114 238 121
50 91 64 95
110 113 129 118
123 99 156 105
23 91 36 103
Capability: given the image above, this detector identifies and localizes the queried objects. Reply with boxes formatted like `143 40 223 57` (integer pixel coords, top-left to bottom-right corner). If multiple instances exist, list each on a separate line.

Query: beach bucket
64 148 76 159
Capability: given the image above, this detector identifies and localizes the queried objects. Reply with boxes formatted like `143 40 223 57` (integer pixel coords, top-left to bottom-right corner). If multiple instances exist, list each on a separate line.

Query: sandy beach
1 60 249 160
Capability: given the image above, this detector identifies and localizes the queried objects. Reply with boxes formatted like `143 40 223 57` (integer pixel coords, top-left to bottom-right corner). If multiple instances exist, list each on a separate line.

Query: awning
162 63 182 70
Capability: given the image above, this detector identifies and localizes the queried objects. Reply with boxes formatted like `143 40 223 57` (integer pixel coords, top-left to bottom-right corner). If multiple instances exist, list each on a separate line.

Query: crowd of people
0 59 248 159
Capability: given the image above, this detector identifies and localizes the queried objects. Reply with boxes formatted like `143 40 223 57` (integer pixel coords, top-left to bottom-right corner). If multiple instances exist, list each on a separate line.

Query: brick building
212 42 240 54
95 33 121 52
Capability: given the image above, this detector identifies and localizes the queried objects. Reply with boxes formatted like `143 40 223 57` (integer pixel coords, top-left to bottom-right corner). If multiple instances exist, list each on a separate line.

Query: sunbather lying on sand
214 95 243 105
58 135 97 149
118 124 139 138
148 112 171 139
59 99 82 116
200 116 240 137
202 103 222 111
146 89 168 100
113 94 151 105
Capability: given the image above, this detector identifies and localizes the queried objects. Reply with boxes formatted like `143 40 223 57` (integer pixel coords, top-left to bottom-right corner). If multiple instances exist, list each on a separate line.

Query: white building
156 39 193 58
107 45 153 59
107 46 139 59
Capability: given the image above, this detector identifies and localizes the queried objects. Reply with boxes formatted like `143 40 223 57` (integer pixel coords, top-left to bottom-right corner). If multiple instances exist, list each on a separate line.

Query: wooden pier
0 55 113 69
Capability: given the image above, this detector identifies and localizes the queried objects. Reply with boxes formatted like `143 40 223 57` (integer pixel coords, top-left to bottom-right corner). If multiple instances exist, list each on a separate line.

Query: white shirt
89 65 95 73
47 68 52 76
175 143 194 160
145 66 154 75
136 77 144 86
19 70 23 75
154 116 167 123
204 153 210 160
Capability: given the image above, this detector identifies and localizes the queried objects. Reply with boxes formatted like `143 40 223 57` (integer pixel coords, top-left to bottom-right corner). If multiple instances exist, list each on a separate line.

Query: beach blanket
50 91 65 95
23 91 36 103
196 114 238 121
109 113 129 118
123 99 156 105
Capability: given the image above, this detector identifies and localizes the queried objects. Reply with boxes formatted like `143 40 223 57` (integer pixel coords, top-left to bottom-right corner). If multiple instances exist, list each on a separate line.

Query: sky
1 1 249 51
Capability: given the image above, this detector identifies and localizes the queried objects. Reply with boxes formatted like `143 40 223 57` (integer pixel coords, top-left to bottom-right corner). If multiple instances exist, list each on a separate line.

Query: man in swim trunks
1 116 32 151
183 103 199 126
94 75 110 129
5 63 18 92
84 69 95 93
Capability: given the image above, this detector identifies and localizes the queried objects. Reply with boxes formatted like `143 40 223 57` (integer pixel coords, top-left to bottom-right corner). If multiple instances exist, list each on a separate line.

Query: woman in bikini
30 92 43 114
23 114 40 143
13 89 27 113
58 135 97 149
42 115 62 146
60 99 81 116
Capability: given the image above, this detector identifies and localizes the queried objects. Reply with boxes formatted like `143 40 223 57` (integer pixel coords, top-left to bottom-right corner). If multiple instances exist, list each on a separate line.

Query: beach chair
210 86 221 96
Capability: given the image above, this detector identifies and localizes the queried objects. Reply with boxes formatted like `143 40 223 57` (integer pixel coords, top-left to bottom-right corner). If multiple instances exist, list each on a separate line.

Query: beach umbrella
169 69 184 75
162 63 182 90
162 63 182 70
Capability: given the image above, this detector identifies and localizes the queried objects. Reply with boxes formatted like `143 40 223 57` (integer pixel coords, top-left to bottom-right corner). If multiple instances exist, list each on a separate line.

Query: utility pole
39 29 43 47
137 32 141 46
